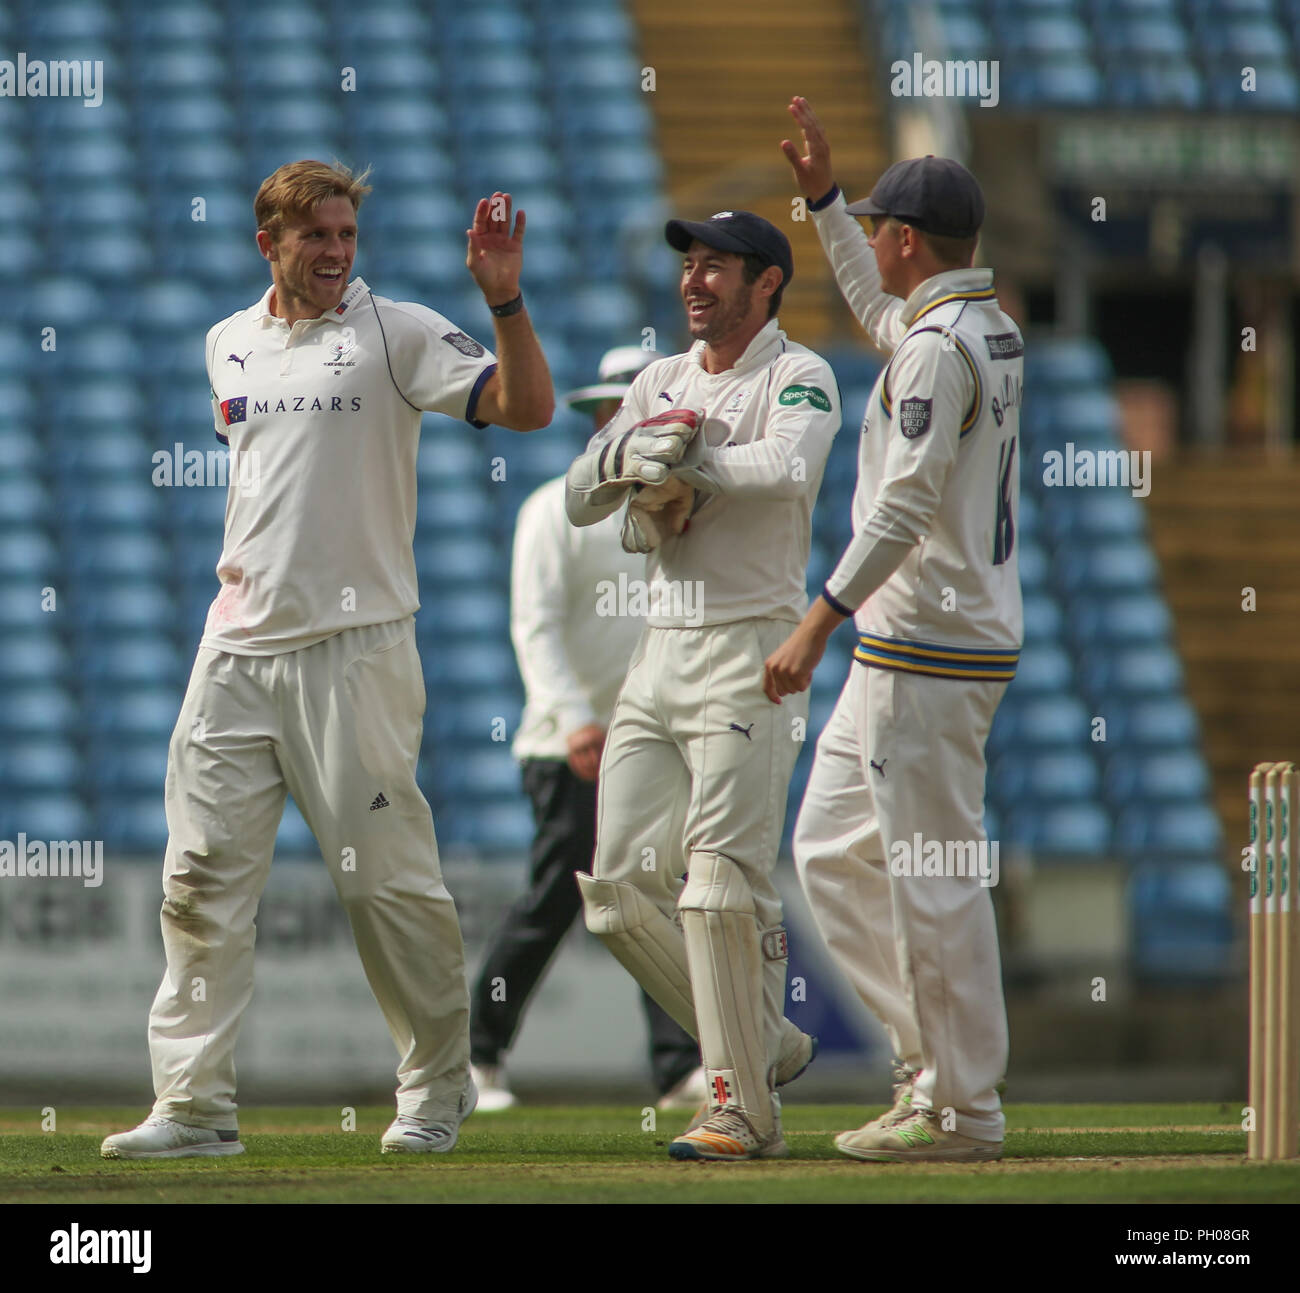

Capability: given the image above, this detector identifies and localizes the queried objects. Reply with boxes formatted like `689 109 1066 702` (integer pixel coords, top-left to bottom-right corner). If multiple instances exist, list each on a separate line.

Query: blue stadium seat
540 7 634 48
67 531 170 581
334 0 431 42
85 738 169 794
0 793 90 842
0 480 49 525
1081 644 1183 698
83 686 182 739
0 630 68 684
27 1 115 40
1009 642 1074 693
1056 541 1160 596
1100 696 1201 748
0 738 79 792
71 582 174 635
130 6 226 42
1115 803 1223 856
1103 750 1211 805
1129 859 1232 981
1207 62 1300 111
1067 593 1171 647
1004 802 1112 856
1021 591 1064 643
99 795 169 854
439 8 535 51
991 749 1101 802
551 52 641 95
131 47 226 92
0 533 58 579
351 96 448 142
0 579 58 629
83 638 186 688
0 684 77 736
998 695 1094 749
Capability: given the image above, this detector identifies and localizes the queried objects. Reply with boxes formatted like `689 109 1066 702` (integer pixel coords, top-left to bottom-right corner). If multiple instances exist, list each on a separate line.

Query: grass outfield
2 1103 1296 1204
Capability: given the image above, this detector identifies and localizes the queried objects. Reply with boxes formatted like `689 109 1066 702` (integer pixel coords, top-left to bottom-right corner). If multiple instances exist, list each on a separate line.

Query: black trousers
470 758 699 1094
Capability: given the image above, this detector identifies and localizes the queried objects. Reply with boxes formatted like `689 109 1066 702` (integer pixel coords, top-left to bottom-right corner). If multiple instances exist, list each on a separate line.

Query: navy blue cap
665 210 794 288
845 156 984 238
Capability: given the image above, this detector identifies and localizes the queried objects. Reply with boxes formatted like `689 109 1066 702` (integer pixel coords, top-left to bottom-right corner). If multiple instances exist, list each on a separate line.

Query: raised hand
780 96 835 202
466 191 524 305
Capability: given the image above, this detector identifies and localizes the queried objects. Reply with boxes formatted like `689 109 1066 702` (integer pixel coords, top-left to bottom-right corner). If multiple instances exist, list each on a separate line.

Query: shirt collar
254 277 370 328
690 316 786 376
901 268 996 327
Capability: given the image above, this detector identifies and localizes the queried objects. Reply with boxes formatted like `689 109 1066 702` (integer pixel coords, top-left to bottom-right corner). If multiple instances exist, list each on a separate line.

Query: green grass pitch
3 1104 1296 1204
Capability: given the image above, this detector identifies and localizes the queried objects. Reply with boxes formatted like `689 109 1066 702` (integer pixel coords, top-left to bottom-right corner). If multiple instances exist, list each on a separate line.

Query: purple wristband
807 184 840 213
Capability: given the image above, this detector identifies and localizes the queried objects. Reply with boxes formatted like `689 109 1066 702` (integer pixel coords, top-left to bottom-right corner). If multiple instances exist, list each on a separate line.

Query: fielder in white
765 99 1023 1162
566 211 832 1161
102 162 553 1160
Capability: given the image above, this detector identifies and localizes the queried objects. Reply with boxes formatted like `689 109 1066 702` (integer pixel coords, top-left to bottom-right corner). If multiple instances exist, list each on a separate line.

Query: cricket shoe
858 1058 918 1132
101 1115 244 1160
775 1031 818 1087
469 1062 517 1112
835 1108 1002 1163
657 1065 708 1110
669 1107 788 1162
381 1076 478 1155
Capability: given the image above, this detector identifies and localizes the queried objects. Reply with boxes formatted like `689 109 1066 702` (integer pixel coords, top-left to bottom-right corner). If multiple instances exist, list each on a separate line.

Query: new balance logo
227 351 252 370
729 722 754 741
369 793 390 812
870 758 887 778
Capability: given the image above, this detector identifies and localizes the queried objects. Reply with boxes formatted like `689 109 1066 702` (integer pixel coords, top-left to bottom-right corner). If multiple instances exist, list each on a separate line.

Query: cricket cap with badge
845 156 985 238
664 211 794 288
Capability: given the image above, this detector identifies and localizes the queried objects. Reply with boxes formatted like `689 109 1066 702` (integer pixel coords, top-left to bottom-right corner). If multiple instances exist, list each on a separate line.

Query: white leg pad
679 853 774 1134
577 873 698 1039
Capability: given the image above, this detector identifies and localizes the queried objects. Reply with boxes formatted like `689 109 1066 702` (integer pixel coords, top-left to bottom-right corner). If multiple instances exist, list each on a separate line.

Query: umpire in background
469 347 703 1111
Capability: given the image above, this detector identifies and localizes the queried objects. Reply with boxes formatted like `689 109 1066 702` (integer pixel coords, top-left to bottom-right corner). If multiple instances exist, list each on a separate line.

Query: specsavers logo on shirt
777 383 831 412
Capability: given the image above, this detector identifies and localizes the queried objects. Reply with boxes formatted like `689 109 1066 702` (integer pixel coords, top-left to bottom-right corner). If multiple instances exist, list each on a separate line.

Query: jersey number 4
992 437 1016 566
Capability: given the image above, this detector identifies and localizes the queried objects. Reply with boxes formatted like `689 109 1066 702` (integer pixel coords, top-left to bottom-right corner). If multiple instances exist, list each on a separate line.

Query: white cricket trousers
147 616 470 1130
596 619 807 935
794 661 1008 1141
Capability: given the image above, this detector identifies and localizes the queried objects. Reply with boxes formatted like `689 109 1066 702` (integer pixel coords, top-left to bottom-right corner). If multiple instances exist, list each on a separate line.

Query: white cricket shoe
835 1108 1003 1163
657 1065 708 1110
381 1076 478 1154
101 1115 244 1160
669 1106 788 1161
858 1058 918 1132
469 1063 517 1112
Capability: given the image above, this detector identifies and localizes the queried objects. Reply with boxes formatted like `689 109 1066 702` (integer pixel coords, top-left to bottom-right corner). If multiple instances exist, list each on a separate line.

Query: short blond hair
254 159 372 243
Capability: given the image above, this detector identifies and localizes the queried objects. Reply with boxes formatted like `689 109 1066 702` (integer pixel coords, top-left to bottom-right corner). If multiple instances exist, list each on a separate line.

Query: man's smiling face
260 195 357 321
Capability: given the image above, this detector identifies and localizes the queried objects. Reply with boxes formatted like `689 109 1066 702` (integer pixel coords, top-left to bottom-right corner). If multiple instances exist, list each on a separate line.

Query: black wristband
822 586 854 617
489 293 524 318
807 184 840 213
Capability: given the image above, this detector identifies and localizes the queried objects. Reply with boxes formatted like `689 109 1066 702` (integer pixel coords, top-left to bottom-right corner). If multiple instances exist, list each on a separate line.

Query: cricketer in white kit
766 99 1022 1162
102 163 554 1160
566 211 833 1161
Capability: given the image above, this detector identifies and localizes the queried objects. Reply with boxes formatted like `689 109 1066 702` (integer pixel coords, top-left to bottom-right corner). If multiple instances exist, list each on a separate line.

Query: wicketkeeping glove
621 475 696 553
591 408 701 488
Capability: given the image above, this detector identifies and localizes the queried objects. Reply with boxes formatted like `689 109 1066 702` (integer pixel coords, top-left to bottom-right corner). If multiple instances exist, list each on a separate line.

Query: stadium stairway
1143 454 1300 855
628 0 889 346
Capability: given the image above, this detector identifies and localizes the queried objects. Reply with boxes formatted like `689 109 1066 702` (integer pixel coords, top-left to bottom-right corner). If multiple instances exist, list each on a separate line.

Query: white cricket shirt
202 277 497 655
568 319 841 627
812 192 1023 680
510 477 646 761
